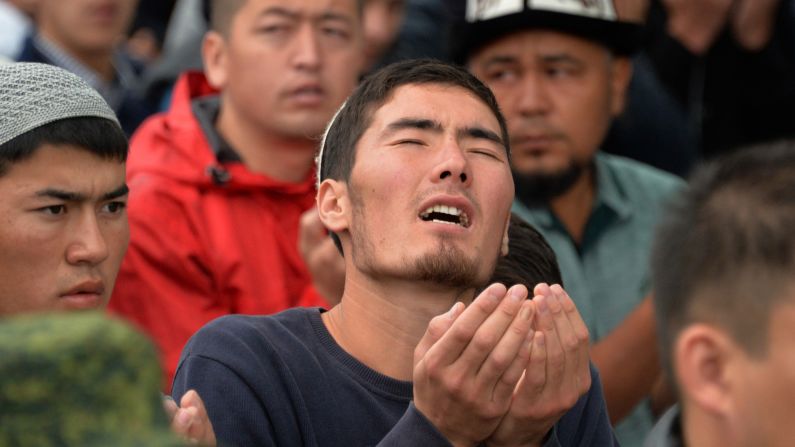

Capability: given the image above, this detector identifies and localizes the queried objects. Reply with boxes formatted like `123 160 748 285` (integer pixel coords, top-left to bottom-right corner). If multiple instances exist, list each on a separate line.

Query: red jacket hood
127 71 317 196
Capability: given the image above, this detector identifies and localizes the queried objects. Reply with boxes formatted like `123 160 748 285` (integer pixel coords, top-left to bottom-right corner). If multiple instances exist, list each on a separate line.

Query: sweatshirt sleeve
554 364 620 446
377 402 453 447
173 347 276 447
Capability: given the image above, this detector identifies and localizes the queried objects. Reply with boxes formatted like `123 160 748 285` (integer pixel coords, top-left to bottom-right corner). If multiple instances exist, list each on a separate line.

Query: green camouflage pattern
0 312 184 447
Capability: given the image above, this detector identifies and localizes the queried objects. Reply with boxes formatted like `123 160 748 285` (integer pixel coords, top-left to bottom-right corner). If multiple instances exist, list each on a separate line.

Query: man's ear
317 179 351 234
609 56 633 117
202 30 228 89
675 324 738 417
501 217 510 257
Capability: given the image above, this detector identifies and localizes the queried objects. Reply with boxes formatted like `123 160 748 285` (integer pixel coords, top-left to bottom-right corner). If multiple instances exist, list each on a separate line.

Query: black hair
0 117 128 176
490 213 563 288
652 141 795 386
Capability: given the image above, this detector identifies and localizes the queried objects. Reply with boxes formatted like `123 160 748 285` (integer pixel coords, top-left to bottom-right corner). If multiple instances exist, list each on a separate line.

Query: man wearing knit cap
450 1 684 445
0 62 214 445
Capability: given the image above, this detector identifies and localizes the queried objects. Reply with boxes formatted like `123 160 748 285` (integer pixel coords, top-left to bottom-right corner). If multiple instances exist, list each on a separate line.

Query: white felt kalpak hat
449 0 645 63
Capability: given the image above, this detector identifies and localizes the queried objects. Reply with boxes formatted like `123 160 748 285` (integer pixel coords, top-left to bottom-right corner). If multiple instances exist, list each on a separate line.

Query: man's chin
513 162 586 205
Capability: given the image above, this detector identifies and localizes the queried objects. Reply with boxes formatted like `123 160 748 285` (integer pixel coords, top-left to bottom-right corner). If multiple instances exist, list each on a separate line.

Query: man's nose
291 24 322 71
432 139 472 186
517 71 552 117
65 212 109 266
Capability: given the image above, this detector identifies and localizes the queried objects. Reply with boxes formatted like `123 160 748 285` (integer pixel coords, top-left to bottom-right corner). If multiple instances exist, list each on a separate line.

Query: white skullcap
0 62 120 146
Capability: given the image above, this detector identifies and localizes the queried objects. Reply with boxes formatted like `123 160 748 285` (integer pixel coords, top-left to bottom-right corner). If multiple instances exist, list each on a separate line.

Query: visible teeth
419 204 471 228
423 205 462 216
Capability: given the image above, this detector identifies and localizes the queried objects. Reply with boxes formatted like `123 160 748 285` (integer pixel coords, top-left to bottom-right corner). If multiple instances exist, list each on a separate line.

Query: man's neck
549 167 596 245
682 405 740 447
322 270 475 381
216 104 316 183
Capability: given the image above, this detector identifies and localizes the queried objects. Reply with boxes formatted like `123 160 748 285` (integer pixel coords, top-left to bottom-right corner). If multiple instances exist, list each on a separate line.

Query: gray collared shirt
33 34 137 111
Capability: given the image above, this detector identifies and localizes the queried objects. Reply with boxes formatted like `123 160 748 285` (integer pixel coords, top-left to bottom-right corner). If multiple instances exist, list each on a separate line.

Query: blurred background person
16 0 153 135
648 142 795 447
0 0 38 59
108 0 364 391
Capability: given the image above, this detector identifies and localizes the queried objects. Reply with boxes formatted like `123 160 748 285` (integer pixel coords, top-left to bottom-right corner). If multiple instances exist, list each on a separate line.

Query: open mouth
419 205 470 228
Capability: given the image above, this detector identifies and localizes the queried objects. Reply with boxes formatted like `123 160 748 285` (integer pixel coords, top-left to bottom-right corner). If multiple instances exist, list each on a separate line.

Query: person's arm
590 295 660 424
174 352 277 446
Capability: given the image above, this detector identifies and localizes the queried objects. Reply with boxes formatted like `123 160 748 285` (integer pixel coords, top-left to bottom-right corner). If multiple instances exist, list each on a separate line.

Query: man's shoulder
598 153 685 211
599 153 684 193
186 308 321 357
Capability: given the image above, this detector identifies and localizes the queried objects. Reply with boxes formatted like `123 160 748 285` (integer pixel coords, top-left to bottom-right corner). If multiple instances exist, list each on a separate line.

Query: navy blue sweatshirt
173 308 619 446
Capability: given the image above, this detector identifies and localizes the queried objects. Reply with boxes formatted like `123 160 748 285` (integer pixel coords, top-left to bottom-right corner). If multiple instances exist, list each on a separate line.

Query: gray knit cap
0 62 121 146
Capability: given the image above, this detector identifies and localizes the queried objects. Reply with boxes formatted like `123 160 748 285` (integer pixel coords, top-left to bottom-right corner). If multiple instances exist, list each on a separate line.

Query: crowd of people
1 0 794 446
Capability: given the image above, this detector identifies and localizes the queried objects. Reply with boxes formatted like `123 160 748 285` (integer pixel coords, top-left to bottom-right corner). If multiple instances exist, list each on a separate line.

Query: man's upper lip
417 195 475 225
62 280 104 296
286 82 325 95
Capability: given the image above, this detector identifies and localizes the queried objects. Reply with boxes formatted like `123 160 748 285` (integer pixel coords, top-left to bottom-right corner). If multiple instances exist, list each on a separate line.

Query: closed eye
394 139 425 146
470 149 502 161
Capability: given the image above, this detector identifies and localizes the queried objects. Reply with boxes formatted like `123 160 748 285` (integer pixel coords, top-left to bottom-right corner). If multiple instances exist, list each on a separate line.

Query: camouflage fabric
0 312 184 447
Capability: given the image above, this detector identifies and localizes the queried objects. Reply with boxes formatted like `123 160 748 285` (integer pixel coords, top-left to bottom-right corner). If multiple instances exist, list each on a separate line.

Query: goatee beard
513 161 588 206
411 241 482 290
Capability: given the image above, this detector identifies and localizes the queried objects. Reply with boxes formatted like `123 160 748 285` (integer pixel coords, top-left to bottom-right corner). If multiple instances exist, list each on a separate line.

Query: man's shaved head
208 0 246 35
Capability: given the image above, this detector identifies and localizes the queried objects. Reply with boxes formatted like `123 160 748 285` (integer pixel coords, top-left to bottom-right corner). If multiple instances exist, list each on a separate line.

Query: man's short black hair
318 59 511 254
652 141 795 387
490 213 563 288
0 117 128 176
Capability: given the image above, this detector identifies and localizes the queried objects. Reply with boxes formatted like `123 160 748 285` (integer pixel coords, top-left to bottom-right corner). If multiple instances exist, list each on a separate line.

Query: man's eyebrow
36 189 85 202
34 184 129 202
102 184 129 201
317 11 354 25
257 6 298 20
257 7 353 25
480 55 519 69
384 118 443 135
539 53 584 66
459 126 504 147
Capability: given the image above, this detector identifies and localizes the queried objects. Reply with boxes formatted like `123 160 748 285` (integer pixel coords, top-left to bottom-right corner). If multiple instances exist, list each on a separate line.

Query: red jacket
109 72 328 390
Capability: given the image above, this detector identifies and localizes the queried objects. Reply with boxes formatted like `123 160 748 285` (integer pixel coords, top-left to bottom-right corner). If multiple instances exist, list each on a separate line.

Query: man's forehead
0 145 126 196
368 83 499 130
248 0 360 18
470 29 606 62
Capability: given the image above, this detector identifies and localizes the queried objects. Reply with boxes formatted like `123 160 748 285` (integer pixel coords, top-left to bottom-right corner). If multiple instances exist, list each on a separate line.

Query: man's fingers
457 285 528 376
553 284 592 392
298 207 326 254
481 296 535 402
424 283 508 368
520 330 547 399
162 395 178 422
414 302 463 365
176 390 217 446
538 292 566 391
